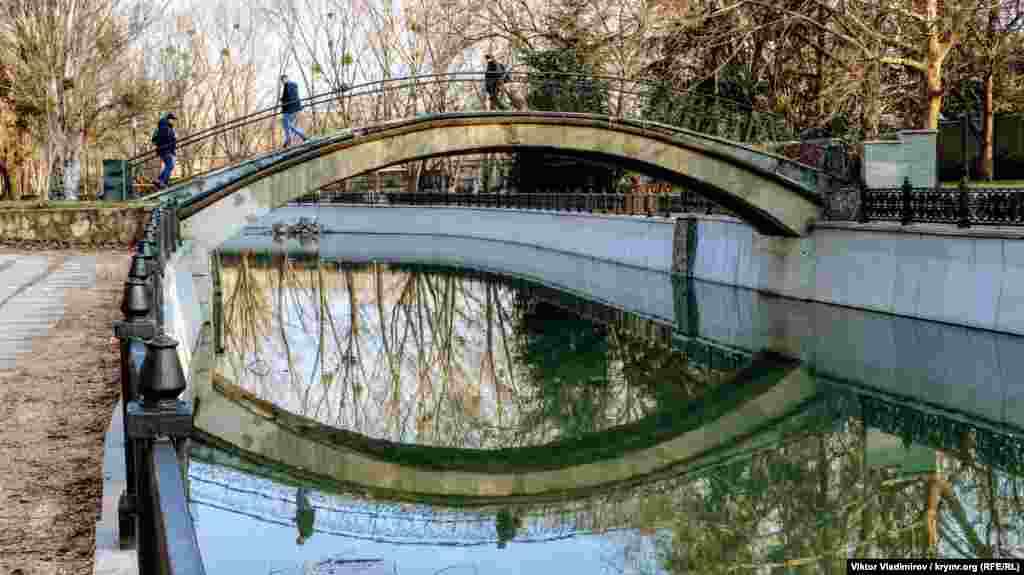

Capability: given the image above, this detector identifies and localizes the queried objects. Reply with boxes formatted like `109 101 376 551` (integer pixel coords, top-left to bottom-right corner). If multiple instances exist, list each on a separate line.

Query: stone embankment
0 202 155 248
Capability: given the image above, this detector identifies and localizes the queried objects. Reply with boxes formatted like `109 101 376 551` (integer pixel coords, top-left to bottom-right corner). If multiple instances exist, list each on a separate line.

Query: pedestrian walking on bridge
484 54 509 111
151 112 177 189
280 74 309 148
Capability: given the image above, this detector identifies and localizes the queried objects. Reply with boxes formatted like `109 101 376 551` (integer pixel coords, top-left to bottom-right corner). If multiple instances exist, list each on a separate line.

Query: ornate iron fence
126 72 794 194
112 200 205 573
289 190 733 218
852 179 1024 227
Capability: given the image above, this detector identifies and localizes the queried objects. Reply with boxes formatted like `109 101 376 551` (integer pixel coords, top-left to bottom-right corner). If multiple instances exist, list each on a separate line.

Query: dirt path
0 250 132 575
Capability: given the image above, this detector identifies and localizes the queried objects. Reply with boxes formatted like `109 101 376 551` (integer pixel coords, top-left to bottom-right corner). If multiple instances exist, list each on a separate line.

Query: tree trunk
863 58 882 139
62 130 84 200
980 0 999 181
862 0 883 139
0 161 10 200
922 0 955 130
924 55 944 130
980 71 995 180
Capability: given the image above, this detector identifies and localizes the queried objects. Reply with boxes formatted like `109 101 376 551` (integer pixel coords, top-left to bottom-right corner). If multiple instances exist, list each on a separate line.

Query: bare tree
0 0 164 198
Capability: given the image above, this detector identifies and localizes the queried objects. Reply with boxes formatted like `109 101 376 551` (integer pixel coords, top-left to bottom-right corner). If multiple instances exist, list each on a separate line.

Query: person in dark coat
151 112 177 189
484 54 507 111
279 74 308 147
294 487 315 545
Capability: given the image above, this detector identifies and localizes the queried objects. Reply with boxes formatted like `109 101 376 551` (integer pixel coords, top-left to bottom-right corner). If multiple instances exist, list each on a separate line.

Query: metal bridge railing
126 71 793 196
113 199 205 573
288 190 734 219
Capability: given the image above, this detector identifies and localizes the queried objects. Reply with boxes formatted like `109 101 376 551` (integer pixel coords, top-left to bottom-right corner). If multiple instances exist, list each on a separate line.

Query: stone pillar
672 216 698 277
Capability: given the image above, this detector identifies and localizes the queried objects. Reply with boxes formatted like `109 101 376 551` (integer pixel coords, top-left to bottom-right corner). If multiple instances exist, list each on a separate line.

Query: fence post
858 184 870 223
126 333 200 574
958 177 971 228
211 250 224 355
900 177 913 226
113 272 156 549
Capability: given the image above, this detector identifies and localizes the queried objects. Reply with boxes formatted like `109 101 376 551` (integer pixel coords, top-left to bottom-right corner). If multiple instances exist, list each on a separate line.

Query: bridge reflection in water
188 247 1024 574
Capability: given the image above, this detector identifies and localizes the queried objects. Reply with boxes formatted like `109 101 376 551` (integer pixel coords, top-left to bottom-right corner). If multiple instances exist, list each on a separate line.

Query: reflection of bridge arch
177 113 823 244
194 349 817 505
187 460 640 546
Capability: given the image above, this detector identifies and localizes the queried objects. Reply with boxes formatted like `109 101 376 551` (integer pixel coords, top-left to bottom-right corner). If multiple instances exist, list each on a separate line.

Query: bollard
114 277 156 549
858 185 870 223
958 177 971 228
900 177 913 226
126 333 194 573
160 209 171 262
167 200 180 250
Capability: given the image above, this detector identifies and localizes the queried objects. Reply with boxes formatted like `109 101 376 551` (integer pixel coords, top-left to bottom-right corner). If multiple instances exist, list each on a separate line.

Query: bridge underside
178 115 823 252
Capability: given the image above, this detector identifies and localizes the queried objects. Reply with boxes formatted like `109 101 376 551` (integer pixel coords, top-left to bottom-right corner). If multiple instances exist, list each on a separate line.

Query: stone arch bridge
159 112 835 247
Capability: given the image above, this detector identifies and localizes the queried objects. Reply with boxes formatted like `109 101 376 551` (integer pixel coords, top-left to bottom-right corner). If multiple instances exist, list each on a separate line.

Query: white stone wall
222 206 1024 337
222 230 679 325
689 216 1024 336
257 206 677 273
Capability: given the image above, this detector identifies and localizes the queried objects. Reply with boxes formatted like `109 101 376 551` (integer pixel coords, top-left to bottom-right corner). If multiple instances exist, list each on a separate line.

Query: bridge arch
178 113 823 246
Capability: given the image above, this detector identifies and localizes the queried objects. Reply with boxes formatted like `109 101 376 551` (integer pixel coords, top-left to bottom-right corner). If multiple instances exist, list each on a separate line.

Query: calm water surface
188 250 1024 574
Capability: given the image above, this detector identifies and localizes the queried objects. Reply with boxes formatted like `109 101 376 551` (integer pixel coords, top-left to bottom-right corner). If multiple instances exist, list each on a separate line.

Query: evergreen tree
509 0 621 194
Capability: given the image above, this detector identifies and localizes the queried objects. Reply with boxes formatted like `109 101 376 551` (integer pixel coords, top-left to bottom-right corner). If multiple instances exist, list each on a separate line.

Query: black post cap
121 277 151 319
139 333 186 407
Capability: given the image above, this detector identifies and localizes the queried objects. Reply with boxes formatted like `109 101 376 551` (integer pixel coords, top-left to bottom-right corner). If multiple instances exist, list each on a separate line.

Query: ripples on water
187 251 1024 574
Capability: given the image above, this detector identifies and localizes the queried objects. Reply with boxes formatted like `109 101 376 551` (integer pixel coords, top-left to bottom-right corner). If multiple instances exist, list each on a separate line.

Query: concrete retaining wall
687 215 1024 336
254 206 679 273
244 206 1024 336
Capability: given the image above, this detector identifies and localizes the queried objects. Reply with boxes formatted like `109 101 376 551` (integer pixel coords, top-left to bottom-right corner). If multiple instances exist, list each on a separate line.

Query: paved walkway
0 254 96 368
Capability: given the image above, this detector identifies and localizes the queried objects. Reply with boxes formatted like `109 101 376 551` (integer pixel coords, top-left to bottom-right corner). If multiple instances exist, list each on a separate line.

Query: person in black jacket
279 74 308 147
294 487 315 545
151 112 177 189
484 54 507 110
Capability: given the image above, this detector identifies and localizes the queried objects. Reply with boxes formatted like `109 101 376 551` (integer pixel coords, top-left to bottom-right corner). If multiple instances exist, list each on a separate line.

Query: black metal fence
855 178 1024 227
290 190 733 218
113 200 205 573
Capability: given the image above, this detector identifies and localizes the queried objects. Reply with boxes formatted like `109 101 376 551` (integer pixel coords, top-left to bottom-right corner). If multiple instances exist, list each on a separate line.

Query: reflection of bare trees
219 257 730 450
221 252 271 375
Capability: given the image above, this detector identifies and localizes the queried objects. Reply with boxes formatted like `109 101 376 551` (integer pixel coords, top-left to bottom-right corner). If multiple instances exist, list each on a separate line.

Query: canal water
188 249 1024 574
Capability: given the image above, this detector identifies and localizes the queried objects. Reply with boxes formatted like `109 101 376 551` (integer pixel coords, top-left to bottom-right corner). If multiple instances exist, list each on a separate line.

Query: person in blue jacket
151 112 177 189
279 74 308 147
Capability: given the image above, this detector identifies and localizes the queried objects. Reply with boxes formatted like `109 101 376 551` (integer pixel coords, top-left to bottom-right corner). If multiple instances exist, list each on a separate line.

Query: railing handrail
128 71 790 169
149 441 206 573
833 179 1024 227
